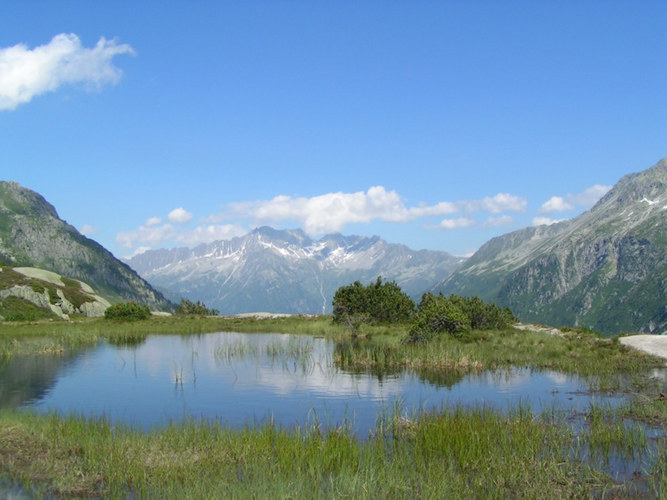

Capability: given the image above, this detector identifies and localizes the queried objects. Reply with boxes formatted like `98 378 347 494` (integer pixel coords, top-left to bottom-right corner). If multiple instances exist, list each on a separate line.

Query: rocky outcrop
0 267 111 320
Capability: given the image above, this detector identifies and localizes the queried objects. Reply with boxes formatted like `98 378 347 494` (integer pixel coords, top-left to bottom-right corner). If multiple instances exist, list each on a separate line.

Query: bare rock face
79 301 109 317
0 182 171 311
436 158 667 335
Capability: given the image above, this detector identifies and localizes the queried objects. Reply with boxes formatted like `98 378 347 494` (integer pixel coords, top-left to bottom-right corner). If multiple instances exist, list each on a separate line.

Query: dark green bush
449 295 516 330
407 293 471 343
406 293 516 343
332 277 415 326
104 302 151 321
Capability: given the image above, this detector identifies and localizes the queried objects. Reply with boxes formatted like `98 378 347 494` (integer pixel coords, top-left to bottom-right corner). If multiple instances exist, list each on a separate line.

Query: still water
2 332 625 436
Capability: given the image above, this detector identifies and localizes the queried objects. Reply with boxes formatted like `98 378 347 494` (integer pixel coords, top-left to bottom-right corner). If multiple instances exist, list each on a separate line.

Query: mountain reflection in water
2 332 627 436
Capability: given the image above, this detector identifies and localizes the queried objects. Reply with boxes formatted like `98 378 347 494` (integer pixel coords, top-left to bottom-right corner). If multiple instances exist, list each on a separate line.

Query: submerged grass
1 402 663 499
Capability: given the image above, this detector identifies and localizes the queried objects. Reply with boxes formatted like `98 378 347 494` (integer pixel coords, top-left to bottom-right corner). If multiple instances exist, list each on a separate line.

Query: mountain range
0 181 170 311
435 158 666 334
125 227 465 314
1 156 665 335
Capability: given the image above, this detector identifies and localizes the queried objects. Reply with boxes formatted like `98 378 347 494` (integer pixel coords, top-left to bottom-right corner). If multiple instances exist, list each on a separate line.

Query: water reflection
0 350 81 409
0 332 631 436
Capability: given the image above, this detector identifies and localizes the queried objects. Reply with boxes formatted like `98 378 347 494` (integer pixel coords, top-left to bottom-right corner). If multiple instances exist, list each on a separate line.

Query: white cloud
539 184 612 214
116 187 529 251
570 184 611 207
145 216 162 227
175 224 247 247
79 224 97 236
116 222 176 248
406 201 458 217
437 217 475 230
116 205 246 250
478 193 527 214
483 215 514 227
539 196 574 213
225 186 526 236
168 207 193 225
0 33 135 110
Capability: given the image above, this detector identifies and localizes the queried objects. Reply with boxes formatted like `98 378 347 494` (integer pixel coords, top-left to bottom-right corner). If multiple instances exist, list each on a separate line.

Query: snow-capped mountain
125 227 465 314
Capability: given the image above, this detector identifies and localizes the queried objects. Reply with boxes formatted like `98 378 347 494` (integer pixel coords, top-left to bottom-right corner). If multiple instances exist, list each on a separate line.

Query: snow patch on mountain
124 227 463 314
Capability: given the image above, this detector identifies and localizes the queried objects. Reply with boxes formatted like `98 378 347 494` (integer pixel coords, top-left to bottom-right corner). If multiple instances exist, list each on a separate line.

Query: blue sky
1 1 665 258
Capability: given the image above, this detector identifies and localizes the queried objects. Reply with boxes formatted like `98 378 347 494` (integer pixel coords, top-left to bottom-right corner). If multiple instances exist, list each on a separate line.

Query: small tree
174 299 219 316
406 293 517 343
104 302 151 321
407 293 471 343
368 277 416 323
448 295 516 330
332 281 368 322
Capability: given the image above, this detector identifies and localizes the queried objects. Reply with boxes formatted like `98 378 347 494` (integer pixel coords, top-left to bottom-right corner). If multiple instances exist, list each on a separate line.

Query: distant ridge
0 181 171 310
435 158 667 335
125 227 465 315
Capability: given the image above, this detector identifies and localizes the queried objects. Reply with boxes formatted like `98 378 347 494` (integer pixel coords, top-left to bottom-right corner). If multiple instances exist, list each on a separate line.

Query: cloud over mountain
534 183 611 226
224 187 525 236
114 187 531 253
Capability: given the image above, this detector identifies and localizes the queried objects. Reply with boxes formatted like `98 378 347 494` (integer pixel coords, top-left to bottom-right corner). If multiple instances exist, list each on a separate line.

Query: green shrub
406 293 516 343
407 293 471 343
449 295 516 330
332 277 415 326
104 302 151 321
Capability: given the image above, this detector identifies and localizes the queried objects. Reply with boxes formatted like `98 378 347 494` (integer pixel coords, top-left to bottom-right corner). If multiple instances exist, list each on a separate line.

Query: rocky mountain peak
0 181 59 220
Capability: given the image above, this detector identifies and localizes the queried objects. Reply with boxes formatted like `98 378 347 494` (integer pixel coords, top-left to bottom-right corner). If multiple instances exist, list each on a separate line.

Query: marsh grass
213 336 322 376
334 327 663 383
213 339 260 362
585 404 648 460
1 401 662 499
